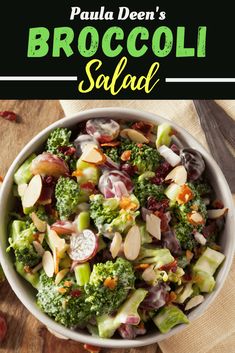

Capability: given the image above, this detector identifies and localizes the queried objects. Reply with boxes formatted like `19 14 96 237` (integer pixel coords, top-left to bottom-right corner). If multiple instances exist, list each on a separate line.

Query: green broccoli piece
35 205 51 223
120 141 162 174
134 178 165 206
55 177 81 220
97 288 147 338
188 181 212 197
90 194 119 228
153 305 189 333
15 260 39 288
85 258 135 316
46 128 73 161
102 146 120 163
37 271 91 328
89 194 139 234
174 223 196 251
14 154 36 185
8 220 41 268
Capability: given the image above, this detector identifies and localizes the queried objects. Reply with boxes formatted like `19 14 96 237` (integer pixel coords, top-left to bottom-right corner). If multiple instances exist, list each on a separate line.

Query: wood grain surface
0 100 161 353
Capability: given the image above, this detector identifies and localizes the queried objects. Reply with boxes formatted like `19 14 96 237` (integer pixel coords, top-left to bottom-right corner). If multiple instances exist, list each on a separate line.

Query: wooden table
0 100 161 353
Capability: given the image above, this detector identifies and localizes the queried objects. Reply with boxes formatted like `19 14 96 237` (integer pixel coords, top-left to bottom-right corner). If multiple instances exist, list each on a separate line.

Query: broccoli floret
89 194 139 234
55 177 81 220
174 223 196 251
120 141 162 174
46 128 73 161
35 205 50 223
8 220 41 268
37 271 91 328
188 181 212 197
102 146 120 163
90 194 119 227
85 258 135 316
134 178 165 206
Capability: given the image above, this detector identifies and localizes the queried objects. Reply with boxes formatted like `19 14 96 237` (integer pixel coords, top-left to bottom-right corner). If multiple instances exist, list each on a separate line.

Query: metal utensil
193 100 235 193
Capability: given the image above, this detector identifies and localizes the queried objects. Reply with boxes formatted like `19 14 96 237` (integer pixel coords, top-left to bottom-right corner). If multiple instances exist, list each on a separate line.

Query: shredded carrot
72 169 83 177
119 196 137 211
186 250 194 262
176 184 194 205
103 276 118 290
84 344 101 353
134 263 150 270
64 280 72 287
121 150 131 161
100 141 120 147
57 287 67 294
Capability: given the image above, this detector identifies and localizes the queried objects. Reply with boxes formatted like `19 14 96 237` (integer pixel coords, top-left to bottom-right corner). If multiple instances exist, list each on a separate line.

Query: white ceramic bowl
0 108 234 348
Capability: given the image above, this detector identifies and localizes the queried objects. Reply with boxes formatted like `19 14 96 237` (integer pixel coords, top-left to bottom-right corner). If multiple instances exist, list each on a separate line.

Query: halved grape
74 134 99 156
68 230 98 262
86 118 120 143
98 170 133 198
180 148 205 181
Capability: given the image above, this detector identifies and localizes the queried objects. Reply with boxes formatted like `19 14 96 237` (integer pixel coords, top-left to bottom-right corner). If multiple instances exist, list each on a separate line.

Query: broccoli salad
7 118 228 339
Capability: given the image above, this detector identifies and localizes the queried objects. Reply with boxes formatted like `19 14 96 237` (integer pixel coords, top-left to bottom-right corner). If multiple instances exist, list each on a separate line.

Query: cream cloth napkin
60 99 235 353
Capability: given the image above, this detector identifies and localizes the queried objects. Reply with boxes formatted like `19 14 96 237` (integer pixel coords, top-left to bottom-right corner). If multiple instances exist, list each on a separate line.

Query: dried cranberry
202 221 217 238
58 146 76 156
131 121 153 135
170 144 180 155
70 289 81 297
154 211 170 232
120 163 136 176
212 199 224 209
147 197 169 212
155 161 172 178
0 110 17 122
150 176 164 185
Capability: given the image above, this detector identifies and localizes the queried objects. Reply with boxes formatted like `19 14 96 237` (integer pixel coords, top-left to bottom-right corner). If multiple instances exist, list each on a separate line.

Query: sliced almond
31 212 47 232
22 174 42 209
142 265 156 282
110 232 123 258
53 248 60 275
47 226 67 253
81 146 106 165
42 251 54 278
146 214 161 240
18 183 28 197
165 165 187 186
32 262 43 274
194 232 207 245
124 225 141 261
38 233 45 244
207 208 228 219
33 241 45 256
185 295 204 311
120 128 149 143
55 268 69 285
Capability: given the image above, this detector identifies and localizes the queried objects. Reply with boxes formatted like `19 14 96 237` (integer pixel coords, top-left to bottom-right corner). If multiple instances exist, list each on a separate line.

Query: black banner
0 1 234 98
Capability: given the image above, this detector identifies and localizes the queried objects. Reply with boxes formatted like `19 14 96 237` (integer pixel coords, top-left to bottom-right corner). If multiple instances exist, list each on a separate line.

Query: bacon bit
212 199 224 209
137 143 143 148
103 276 118 290
131 121 153 135
57 287 67 294
186 250 194 262
24 266 32 274
72 169 83 177
70 289 81 297
159 259 177 272
176 184 194 205
64 281 72 288
0 111 17 122
121 150 131 161
58 146 76 156
0 176 3 183
101 141 120 147
134 263 150 270
83 344 101 353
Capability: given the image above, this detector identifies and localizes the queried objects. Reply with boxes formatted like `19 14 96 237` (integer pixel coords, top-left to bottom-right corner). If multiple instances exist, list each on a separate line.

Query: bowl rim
0 107 234 348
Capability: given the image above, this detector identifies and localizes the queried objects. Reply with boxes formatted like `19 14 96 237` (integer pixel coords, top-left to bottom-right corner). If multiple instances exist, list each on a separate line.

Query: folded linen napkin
60 99 235 353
